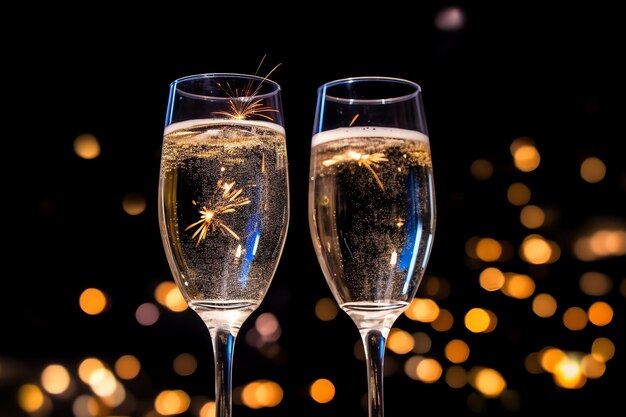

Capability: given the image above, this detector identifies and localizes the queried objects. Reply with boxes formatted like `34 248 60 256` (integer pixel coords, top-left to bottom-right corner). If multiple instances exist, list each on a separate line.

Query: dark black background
4 2 625 416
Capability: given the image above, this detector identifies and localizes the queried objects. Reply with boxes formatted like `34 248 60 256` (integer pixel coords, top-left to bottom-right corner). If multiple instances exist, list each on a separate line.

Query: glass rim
318 76 421 104
171 72 281 101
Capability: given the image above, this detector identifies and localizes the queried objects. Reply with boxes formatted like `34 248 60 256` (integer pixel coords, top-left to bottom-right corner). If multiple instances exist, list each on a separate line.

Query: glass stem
360 327 389 417
209 327 237 417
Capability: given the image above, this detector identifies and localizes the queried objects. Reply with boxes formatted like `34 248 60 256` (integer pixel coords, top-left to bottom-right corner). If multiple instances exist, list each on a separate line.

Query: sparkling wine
309 127 435 315
159 119 289 315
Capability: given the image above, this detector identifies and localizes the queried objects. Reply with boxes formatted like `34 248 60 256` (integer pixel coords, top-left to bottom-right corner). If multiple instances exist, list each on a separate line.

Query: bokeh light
200 401 216 417
445 339 470 364
507 183 531 206
315 297 338 321
464 308 495 333
579 271 612 296
524 352 543 374
41 364 70 395
430 308 454 331
591 337 615 362
539 348 566 373
78 358 105 383
416 358 443 383
310 379 335 404
445 366 467 388
501 273 535 299
511 137 540 172
474 368 506 398
580 157 606 183
73 133 101 159
435 6 466 31
475 238 502 262
405 298 440 322
412 332 432 354
580 354 606 379
532 293 557 318
155 281 188 312
241 380 283 408
115 354 141 380
562 307 588 331
122 192 146 215
587 301 613 326
470 159 493 180
17 384 45 413
79 288 108 315
136 302 159 326
553 355 585 389
479 267 505 291
520 205 545 229
154 390 190 415
173 353 197 376
387 329 414 354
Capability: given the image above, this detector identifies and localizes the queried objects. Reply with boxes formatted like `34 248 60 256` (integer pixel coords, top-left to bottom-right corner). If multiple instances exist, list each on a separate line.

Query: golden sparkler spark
185 180 251 246
213 59 282 121
322 151 389 191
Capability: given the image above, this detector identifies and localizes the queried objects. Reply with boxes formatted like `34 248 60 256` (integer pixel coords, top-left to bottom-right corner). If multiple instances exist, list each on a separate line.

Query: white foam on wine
312 126 429 147
164 118 286 136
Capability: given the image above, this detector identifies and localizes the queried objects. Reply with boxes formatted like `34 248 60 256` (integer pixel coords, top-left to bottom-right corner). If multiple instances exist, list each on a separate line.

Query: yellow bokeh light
41 364 70 395
591 337 615 362
474 368 506 398
520 235 552 264
155 281 188 312
580 157 606 183
115 355 140 380
590 229 626 257
154 390 190 415
74 133 101 159
520 205 545 229
445 366 467 388
563 307 588 331
423 276 451 299
416 358 443 383
464 308 491 333
507 182 531 206
155 281 176 305
412 332 432 354
241 381 263 409
200 401 216 417
553 356 586 389
315 297 338 321
539 348 565 373
255 381 283 407
122 193 146 215
310 379 335 404
78 358 105 383
89 368 117 397
479 267 505 291
79 288 108 315
445 339 470 364
502 273 535 299
512 143 541 172
405 298 440 322
588 301 613 326
581 354 606 379
173 353 197 376
475 238 502 262
387 329 414 354
430 308 454 332
532 293 557 318
18 384 45 412
579 271 612 296
101 381 126 408
470 159 493 180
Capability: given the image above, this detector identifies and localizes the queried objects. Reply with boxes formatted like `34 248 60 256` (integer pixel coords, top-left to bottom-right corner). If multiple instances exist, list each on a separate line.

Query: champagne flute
308 77 436 417
158 73 289 417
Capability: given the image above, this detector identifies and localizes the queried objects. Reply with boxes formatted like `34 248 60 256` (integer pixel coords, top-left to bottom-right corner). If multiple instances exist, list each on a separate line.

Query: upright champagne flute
308 77 436 417
159 73 289 417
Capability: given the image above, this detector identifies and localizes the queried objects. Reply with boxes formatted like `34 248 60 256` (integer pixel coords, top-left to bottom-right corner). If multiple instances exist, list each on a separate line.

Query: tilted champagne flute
308 77 436 417
158 73 289 417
